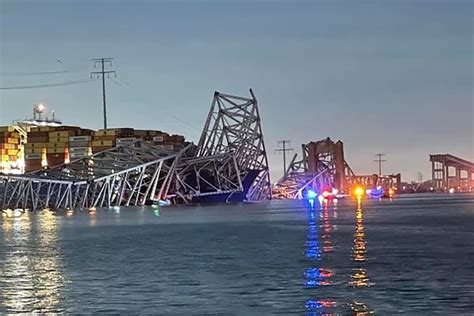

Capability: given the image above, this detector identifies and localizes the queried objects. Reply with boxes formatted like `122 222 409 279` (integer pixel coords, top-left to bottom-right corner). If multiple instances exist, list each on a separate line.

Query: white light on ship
36 103 46 113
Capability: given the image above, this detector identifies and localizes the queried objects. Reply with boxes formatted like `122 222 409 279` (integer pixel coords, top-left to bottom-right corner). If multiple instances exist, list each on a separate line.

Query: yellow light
354 186 364 197
41 147 48 167
88 207 96 216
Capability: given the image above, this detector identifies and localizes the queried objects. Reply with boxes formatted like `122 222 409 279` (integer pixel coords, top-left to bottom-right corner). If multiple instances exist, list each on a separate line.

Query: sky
1 0 472 182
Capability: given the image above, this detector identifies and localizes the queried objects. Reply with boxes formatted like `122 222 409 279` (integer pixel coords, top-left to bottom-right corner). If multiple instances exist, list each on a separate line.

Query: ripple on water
1 195 473 313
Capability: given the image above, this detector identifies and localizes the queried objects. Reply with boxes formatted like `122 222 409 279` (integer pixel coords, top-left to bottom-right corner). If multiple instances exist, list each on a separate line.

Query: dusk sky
1 0 472 182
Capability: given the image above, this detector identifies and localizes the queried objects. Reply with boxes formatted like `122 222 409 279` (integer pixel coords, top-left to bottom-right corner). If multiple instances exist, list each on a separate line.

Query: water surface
0 194 473 314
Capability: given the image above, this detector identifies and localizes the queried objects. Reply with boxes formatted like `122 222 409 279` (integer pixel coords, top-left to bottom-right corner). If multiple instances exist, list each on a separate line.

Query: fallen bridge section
0 142 181 210
273 137 402 199
1 89 272 210
273 138 349 199
197 89 271 201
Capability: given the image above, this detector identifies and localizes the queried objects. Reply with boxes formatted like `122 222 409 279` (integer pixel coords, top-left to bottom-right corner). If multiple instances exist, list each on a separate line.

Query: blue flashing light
369 188 384 199
307 189 317 200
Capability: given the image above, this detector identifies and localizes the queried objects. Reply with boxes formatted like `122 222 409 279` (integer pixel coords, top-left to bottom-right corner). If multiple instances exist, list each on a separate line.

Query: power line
91 58 117 130
275 140 293 176
374 153 387 176
0 79 95 90
0 70 71 76
170 115 201 131
111 77 129 86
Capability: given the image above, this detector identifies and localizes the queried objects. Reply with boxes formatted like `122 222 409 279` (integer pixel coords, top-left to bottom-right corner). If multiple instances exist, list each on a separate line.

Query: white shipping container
153 136 164 142
69 136 91 142
116 137 137 144
69 147 89 153
69 141 90 148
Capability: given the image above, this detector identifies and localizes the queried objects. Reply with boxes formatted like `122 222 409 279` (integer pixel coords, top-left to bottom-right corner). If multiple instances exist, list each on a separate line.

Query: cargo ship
0 103 186 175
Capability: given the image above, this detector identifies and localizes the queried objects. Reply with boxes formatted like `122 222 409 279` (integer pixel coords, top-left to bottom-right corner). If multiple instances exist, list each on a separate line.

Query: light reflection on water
304 197 373 315
347 197 373 315
0 195 471 314
304 199 336 315
0 210 64 313
349 197 370 288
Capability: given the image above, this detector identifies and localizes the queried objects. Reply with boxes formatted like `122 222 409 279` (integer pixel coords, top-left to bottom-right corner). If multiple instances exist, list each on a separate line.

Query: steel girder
272 153 332 199
0 142 181 210
173 153 243 201
197 89 271 200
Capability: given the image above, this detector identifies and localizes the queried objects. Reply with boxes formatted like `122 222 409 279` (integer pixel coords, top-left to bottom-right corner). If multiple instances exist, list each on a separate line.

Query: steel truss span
1 89 272 210
197 89 271 201
1 142 181 210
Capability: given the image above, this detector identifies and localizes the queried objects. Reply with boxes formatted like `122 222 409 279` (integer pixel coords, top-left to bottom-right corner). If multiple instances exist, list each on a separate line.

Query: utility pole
91 58 116 129
374 153 387 176
275 140 293 176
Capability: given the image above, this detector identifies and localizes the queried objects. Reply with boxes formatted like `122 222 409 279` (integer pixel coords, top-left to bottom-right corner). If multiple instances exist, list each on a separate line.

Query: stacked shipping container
24 126 94 172
91 128 185 153
0 125 186 173
0 126 21 172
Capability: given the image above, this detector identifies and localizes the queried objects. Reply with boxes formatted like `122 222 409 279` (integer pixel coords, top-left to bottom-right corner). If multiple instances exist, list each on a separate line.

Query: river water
0 194 473 314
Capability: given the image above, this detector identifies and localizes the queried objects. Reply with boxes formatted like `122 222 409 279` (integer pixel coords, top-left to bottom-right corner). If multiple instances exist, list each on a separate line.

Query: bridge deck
430 154 474 169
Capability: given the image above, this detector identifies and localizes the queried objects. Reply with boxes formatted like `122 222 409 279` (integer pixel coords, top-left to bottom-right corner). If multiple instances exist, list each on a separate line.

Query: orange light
64 147 70 164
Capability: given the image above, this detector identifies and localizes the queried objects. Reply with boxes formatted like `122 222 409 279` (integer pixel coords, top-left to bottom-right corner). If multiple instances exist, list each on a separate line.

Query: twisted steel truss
174 153 243 201
1 89 272 210
1 142 181 210
272 151 332 200
272 138 354 199
197 89 271 201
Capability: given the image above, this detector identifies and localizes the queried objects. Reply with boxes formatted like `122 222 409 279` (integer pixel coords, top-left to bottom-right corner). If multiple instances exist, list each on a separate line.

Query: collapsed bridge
272 138 401 199
0 90 271 210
